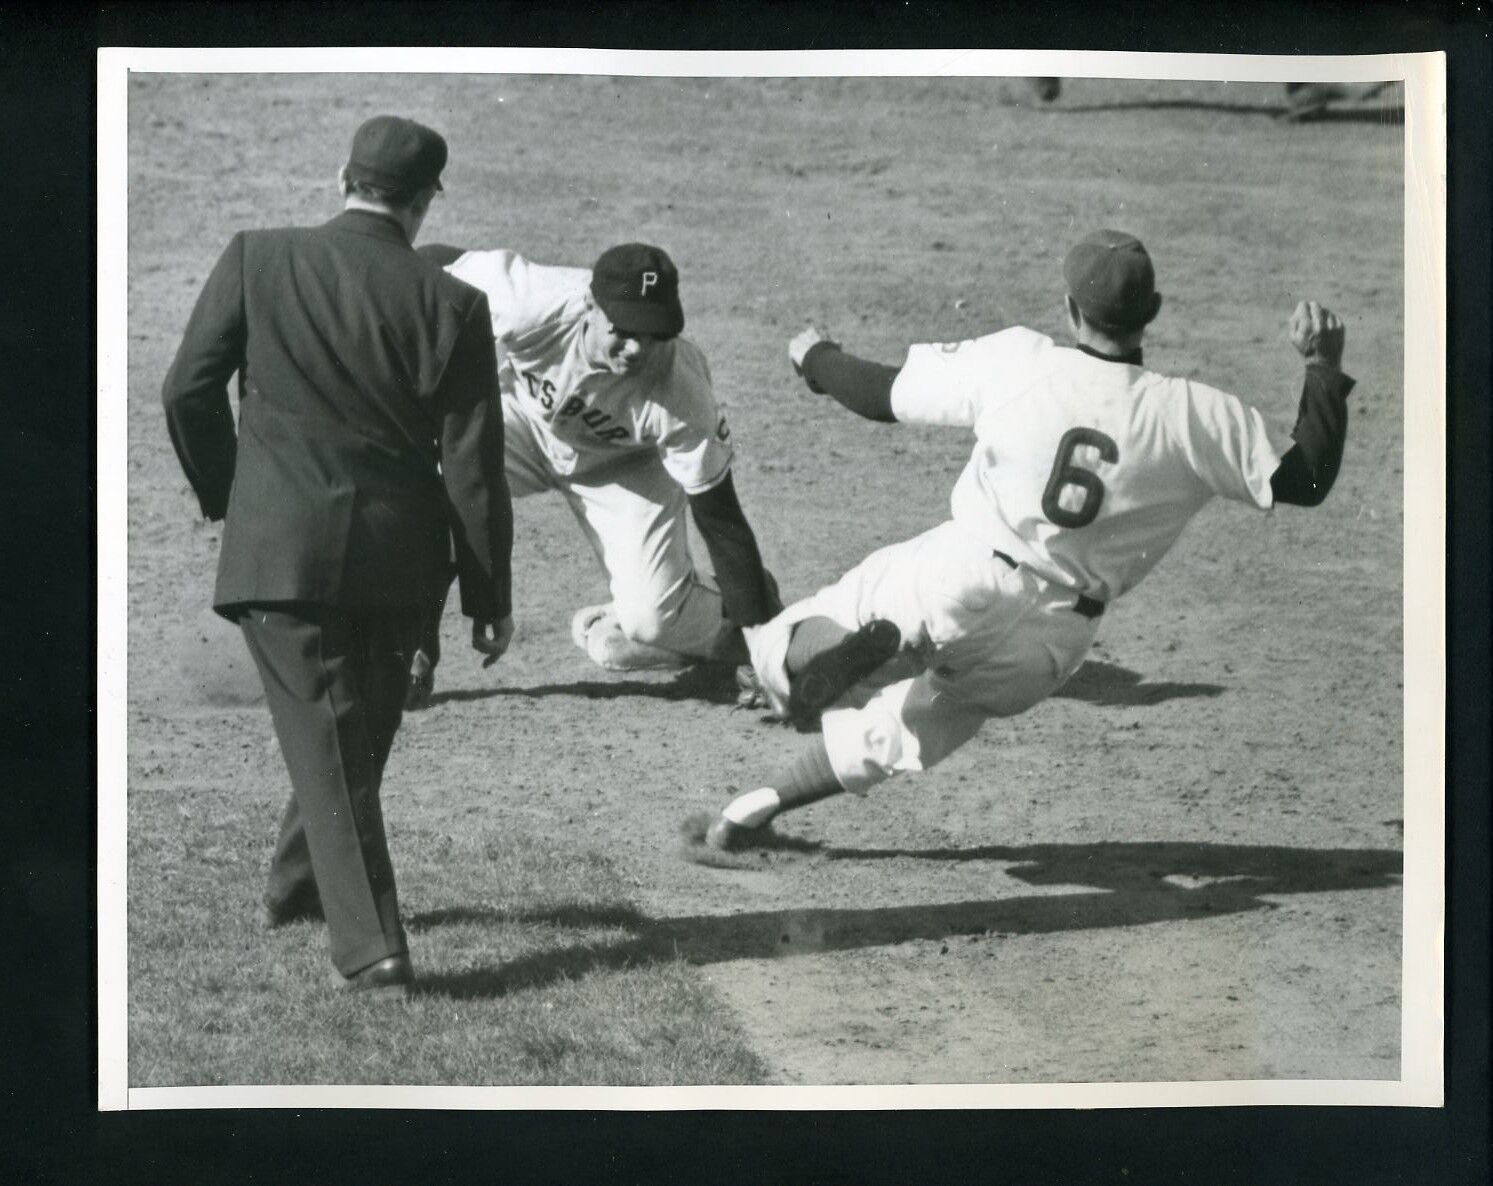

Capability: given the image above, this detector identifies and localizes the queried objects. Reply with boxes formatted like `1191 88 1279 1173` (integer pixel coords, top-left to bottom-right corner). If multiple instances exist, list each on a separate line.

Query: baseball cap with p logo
1063 229 1162 333
345 115 448 195
590 243 685 338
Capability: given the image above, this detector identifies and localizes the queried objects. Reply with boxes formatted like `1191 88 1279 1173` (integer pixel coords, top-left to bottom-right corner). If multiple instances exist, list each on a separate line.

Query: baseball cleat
786 618 901 730
405 649 435 711
734 664 779 715
570 603 612 649
572 603 691 671
704 813 762 852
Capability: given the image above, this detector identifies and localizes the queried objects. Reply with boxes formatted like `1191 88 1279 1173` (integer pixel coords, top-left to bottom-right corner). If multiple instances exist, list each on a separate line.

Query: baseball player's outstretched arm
161 233 248 520
788 327 899 422
1270 301 1355 507
688 474 782 627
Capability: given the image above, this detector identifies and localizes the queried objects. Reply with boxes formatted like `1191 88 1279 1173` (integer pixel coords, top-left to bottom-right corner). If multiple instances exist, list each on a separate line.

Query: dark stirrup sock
768 736 843 809
719 737 845 830
785 615 854 677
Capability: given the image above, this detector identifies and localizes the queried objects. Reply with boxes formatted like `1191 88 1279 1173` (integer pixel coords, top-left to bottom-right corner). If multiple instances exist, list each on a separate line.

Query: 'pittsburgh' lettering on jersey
444 248 733 492
890 326 1294 602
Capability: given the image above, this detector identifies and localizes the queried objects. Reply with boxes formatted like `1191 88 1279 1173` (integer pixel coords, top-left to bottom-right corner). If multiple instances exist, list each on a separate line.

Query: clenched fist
788 325 826 375
1289 300 1346 370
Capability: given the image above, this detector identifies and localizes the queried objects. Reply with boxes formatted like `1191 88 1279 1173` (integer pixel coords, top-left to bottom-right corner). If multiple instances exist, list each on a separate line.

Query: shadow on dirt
426 664 740 708
1052 659 1224 706
411 840 1401 1000
427 657 1211 711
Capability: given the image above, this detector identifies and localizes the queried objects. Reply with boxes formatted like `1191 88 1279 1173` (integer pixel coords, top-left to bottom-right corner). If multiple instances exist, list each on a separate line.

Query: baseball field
120 69 1410 1091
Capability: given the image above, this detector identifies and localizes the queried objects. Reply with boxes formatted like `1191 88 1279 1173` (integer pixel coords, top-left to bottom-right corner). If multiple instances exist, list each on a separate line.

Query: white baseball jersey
445 249 733 492
890 326 1294 602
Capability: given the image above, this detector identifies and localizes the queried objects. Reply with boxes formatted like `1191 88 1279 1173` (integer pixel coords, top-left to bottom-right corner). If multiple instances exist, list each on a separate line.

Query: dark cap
345 115 447 194
1063 229 1161 332
589 243 684 337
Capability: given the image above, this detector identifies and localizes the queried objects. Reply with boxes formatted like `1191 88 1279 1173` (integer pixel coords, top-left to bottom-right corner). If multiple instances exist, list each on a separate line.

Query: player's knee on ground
613 574 719 648
611 593 674 647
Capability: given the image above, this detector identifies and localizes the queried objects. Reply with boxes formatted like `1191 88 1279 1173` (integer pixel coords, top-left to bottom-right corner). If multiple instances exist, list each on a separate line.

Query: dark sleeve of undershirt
687 473 782 628
1269 362 1356 507
418 243 468 268
798 341 900 423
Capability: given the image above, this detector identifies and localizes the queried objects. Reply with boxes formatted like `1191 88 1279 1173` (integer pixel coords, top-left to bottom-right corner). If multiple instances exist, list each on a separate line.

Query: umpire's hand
472 616 515 667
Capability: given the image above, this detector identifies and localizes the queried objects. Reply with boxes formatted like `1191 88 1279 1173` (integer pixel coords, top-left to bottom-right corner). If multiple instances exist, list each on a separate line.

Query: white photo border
96 45 1446 1113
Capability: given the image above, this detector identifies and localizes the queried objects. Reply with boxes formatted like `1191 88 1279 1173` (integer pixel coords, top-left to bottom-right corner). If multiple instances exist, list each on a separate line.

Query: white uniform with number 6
752 325 1293 793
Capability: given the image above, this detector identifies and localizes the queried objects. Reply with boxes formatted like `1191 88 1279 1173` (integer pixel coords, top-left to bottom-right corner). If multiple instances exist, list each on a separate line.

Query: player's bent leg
741 525 970 725
695 674 988 856
784 617 903 731
563 459 733 669
577 603 693 671
735 613 854 718
742 606 803 716
611 577 724 653
702 735 844 851
821 674 990 794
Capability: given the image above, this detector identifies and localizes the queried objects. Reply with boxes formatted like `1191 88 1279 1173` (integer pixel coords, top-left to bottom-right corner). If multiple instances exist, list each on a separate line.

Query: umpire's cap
345 115 447 194
590 243 685 338
1063 230 1162 332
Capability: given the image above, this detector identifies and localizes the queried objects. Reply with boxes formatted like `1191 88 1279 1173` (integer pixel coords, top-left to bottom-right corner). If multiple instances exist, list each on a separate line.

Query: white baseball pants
748 519 1100 794
504 400 728 658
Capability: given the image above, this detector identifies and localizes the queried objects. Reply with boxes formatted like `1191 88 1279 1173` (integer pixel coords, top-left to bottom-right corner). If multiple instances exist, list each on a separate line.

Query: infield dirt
123 72 1407 1086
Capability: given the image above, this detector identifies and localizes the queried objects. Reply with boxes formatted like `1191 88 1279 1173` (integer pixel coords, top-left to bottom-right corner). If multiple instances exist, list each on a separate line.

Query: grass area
126 748 770 1086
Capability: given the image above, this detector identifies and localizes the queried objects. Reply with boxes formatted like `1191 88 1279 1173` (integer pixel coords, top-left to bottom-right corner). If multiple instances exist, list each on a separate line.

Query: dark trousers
414 577 453 668
239 604 419 976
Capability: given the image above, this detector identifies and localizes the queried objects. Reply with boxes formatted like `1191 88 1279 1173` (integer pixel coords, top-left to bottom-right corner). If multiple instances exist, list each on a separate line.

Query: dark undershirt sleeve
687 473 782 627
799 341 900 423
1269 362 1356 507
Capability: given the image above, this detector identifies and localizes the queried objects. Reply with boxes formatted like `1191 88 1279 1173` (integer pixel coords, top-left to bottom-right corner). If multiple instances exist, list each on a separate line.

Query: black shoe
786 619 901 731
263 886 324 928
405 650 435 711
335 953 415 997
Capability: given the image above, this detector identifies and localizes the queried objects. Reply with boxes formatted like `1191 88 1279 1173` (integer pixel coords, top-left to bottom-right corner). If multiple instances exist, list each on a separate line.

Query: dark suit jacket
162 209 512 622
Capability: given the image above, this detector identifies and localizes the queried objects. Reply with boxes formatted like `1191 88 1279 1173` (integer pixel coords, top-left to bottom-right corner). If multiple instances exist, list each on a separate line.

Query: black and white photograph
97 48 1443 1108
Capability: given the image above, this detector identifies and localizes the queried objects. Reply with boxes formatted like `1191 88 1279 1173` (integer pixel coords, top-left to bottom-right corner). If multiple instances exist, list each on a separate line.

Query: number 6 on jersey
1041 427 1119 528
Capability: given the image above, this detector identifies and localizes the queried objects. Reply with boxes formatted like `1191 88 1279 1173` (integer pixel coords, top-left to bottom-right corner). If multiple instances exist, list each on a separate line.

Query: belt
992 549 1105 620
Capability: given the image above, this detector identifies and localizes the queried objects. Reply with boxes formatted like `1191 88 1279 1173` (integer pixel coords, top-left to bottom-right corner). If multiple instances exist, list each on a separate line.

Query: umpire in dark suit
162 116 514 995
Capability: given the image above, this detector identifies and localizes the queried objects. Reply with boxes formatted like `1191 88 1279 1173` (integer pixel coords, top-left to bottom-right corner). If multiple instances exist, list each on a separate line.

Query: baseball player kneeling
406 242 781 705
702 228 1355 851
